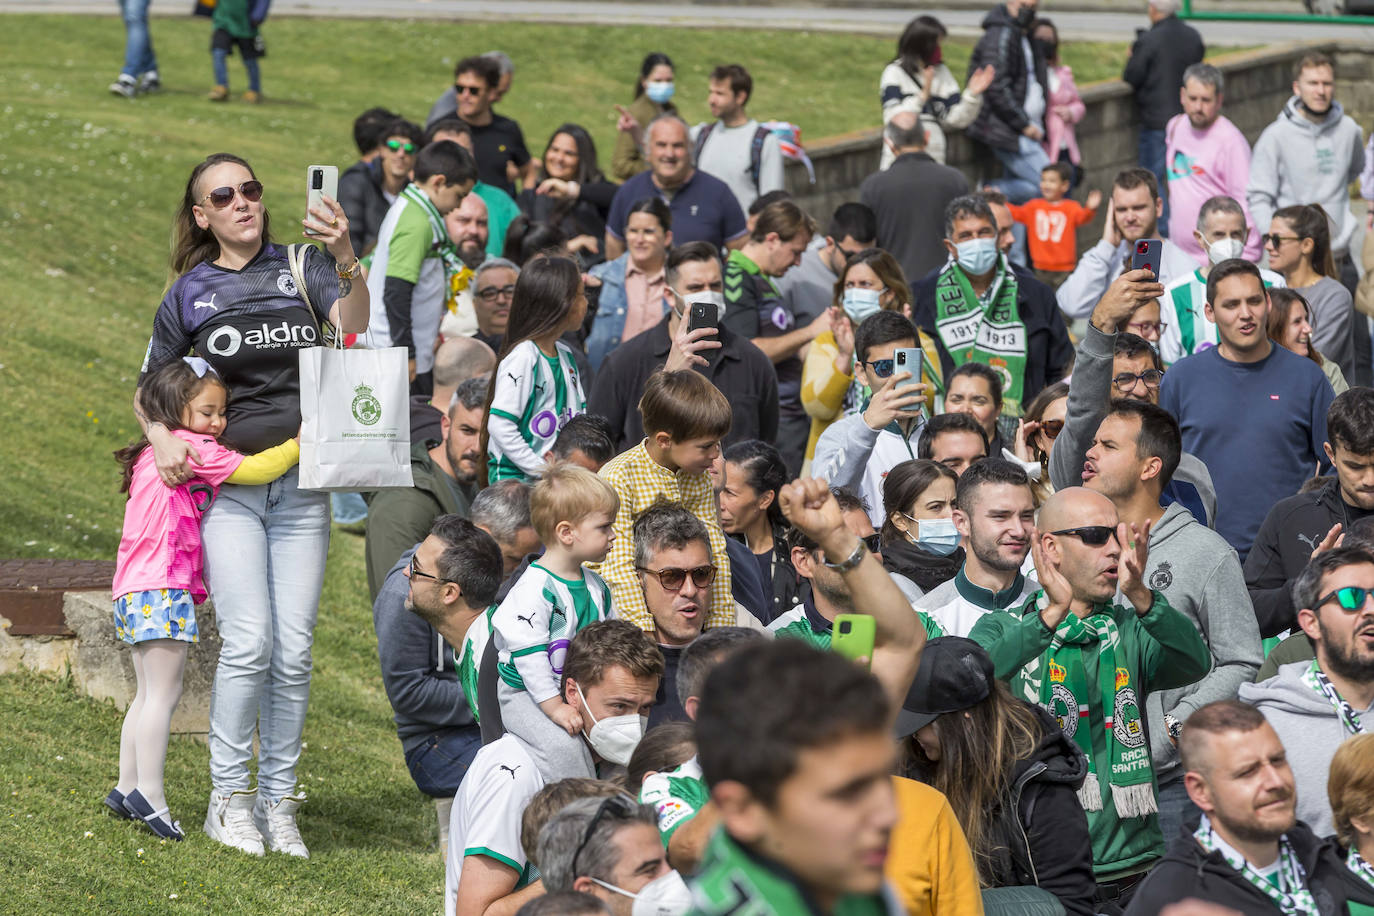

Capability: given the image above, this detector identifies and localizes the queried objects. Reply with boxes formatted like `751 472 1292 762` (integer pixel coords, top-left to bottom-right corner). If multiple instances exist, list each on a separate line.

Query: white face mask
591 870 694 916
671 288 727 320
1206 237 1245 265
575 683 647 766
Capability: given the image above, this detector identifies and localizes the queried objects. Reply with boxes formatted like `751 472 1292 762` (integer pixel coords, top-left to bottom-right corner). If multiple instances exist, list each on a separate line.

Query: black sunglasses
861 358 895 379
1112 369 1165 391
200 180 263 209
636 565 717 591
1050 526 1117 547
1261 233 1301 249
409 554 449 584
455 84 485 96
1316 586 1374 613
570 795 638 878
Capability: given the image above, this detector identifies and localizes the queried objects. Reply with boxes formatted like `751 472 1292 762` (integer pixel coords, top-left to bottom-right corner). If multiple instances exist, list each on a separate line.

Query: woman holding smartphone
135 153 368 858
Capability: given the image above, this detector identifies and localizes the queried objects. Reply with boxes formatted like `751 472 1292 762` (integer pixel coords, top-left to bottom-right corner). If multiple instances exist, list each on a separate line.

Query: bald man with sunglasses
970 486 1211 908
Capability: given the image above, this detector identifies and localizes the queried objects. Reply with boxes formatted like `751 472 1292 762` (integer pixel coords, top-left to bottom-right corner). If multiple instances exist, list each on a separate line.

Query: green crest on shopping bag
352 383 382 426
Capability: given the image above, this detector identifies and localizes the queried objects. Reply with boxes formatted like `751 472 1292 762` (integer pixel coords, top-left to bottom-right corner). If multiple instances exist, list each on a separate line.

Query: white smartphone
304 165 338 237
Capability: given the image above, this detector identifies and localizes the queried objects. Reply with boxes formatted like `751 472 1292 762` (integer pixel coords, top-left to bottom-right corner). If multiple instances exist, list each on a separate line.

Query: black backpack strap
693 121 714 163
749 125 771 191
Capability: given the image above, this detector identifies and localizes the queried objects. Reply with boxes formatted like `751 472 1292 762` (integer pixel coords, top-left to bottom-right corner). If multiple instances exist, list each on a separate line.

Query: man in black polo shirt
588 241 778 453
428 55 531 198
604 115 748 260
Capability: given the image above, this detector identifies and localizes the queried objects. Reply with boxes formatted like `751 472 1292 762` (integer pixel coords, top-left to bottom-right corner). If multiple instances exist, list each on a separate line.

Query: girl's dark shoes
103 788 134 820
121 789 185 841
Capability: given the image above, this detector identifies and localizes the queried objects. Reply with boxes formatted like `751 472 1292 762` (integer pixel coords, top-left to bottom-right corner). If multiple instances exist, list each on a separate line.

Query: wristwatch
336 257 362 280
1164 713 1183 746
821 540 867 573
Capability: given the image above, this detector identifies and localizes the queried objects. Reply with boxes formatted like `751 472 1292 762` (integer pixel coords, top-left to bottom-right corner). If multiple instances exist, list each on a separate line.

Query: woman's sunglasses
1049 526 1116 546
200 180 264 209
1039 419 1064 440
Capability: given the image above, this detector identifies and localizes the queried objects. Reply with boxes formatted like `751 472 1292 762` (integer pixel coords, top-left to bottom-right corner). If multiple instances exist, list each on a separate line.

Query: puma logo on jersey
499 765 520 779
1298 532 1319 551
507 372 520 385
193 292 218 311
516 613 536 627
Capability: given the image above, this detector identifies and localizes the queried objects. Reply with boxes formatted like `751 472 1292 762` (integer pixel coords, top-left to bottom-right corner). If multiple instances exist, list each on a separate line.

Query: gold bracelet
336 257 362 280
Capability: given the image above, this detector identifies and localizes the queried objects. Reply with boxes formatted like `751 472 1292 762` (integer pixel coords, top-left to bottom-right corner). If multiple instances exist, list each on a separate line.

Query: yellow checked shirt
590 440 735 631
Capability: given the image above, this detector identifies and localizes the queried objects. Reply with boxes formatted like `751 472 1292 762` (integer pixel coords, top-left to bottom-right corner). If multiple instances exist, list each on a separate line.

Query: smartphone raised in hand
1130 239 1162 279
832 614 876 669
304 165 338 238
893 347 925 415
687 301 718 335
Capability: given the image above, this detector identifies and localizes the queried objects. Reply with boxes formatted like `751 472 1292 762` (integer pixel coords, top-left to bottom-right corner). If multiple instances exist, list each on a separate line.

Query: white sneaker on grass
254 794 309 858
204 789 265 856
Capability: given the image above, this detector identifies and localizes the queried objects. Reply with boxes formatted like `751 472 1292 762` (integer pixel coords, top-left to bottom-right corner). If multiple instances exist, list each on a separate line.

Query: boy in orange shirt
1008 162 1102 289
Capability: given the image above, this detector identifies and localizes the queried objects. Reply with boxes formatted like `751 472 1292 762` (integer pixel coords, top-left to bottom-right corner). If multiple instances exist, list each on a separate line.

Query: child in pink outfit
107 357 298 841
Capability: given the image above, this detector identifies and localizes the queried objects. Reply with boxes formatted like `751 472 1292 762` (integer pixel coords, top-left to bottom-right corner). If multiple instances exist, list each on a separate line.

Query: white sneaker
254 794 310 858
204 790 265 856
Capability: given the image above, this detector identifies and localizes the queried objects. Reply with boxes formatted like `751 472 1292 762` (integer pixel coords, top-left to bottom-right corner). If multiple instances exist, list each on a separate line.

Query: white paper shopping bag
298 344 414 491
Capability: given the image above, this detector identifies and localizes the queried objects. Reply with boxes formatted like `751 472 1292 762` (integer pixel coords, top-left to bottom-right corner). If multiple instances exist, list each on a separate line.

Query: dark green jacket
364 441 472 601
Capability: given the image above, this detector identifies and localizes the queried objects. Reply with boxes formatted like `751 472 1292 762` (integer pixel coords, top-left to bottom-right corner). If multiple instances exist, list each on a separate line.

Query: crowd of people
104 0 1374 913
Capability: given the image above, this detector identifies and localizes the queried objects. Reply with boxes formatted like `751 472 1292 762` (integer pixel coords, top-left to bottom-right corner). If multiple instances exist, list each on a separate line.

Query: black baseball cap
894 636 997 738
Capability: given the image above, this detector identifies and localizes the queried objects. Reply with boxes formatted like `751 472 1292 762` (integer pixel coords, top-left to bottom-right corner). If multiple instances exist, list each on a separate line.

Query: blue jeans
1155 773 1199 845
203 466 330 802
1139 128 1169 237
403 728 483 798
118 0 157 78
988 135 1051 205
212 48 261 92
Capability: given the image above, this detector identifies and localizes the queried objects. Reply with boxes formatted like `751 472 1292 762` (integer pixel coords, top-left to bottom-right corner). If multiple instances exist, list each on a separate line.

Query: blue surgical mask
645 81 675 104
842 287 884 323
906 515 961 556
955 238 999 276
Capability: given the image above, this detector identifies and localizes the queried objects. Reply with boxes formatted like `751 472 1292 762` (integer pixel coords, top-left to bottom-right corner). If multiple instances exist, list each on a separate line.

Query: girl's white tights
115 639 188 813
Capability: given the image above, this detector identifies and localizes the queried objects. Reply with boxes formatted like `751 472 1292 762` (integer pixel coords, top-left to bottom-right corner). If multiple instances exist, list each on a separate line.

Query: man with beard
1242 547 1374 838
1247 389 1374 640
436 192 491 341
366 377 486 600
1057 168 1196 321
1080 399 1260 841
919 458 1039 638
370 515 502 858
1125 700 1365 914
970 486 1210 907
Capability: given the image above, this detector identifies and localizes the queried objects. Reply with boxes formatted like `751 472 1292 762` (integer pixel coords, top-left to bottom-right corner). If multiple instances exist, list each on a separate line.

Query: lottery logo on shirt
531 409 560 440
548 638 571 676
770 306 792 331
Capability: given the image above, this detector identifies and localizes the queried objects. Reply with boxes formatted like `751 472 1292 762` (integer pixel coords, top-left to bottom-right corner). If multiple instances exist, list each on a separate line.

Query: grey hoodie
1247 96 1365 258
1142 502 1262 783
1240 660 1374 838
812 409 926 528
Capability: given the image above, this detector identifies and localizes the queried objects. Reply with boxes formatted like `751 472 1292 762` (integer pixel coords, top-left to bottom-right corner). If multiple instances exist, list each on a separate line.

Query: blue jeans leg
403 728 483 798
1155 774 1199 844
118 0 156 78
203 466 330 801
244 57 261 93
1139 128 1169 237
990 140 1051 205
212 48 229 88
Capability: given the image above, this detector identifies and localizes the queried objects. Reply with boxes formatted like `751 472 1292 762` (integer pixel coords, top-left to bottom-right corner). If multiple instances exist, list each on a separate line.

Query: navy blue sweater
1159 344 1332 561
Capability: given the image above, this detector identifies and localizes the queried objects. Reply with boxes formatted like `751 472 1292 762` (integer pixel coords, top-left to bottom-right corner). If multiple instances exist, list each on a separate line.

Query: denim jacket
586 253 670 370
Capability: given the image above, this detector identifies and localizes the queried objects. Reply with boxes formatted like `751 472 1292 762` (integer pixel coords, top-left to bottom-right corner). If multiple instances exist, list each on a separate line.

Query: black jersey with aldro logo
140 244 337 453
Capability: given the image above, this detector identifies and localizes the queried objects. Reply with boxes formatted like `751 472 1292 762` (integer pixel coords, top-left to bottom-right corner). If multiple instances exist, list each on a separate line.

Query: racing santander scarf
400 183 465 277
1302 659 1367 736
1014 596 1155 816
1349 847 1374 894
933 255 1028 415
1194 815 1319 916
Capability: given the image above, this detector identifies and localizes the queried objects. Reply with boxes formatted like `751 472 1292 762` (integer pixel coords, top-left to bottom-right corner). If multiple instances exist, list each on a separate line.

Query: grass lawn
0 12 1127 913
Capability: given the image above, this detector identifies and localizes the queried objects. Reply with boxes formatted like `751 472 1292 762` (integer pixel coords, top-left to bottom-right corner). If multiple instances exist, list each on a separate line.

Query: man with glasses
1080 398 1261 841
338 113 411 257
588 242 778 454
428 55 532 198
537 795 689 912
371 516 501 858
1051 270 1219 529
445 620 663 916
1242 546 1374 838
970 486 1210 907
1248 389 1374 641
629 504 763 728
1159 195 1285 366
1160 259 1333 560
466 257 518 353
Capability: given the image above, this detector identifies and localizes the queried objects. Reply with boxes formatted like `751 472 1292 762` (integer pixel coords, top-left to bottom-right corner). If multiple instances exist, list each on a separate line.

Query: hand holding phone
893 347 926 415
304 165 338 239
